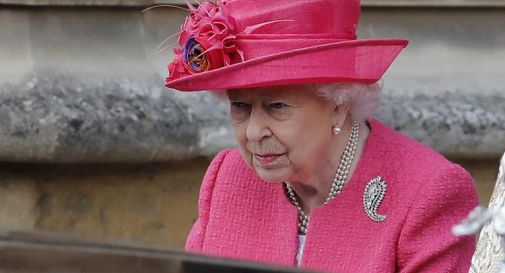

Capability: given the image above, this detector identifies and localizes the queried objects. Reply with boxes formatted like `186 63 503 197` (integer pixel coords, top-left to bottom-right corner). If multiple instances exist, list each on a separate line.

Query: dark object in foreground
0 230 316 273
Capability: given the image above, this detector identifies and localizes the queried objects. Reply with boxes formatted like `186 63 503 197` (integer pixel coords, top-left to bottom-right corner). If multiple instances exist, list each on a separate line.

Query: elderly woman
165 0 478 272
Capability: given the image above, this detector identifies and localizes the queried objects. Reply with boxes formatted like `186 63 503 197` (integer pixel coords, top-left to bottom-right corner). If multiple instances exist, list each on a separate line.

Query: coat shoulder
370 119 455 174
214 148 253 175
368 119 477 206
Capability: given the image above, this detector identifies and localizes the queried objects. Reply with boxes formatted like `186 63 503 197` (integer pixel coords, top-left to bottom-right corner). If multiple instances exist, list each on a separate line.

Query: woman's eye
269 102 288 109
231 101 250 109
229 101 251 122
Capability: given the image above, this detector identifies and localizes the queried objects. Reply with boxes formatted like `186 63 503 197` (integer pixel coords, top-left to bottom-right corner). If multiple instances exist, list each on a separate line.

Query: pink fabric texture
186 119 478 273
165 0 408 91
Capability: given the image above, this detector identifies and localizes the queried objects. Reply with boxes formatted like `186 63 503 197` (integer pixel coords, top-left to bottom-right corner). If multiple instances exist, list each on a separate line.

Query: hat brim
165 39 408 91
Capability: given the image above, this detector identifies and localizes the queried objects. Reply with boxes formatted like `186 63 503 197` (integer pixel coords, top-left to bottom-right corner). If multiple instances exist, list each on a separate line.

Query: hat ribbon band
233 34 354 62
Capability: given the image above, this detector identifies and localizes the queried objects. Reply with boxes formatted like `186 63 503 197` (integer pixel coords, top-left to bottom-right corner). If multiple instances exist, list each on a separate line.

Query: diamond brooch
363 176 387 222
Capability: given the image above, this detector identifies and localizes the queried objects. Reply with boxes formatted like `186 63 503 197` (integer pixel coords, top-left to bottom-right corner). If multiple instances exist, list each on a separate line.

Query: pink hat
165 0 408 91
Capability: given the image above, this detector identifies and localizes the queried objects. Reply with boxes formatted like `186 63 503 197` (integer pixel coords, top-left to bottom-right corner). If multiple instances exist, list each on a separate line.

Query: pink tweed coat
186 119 478 273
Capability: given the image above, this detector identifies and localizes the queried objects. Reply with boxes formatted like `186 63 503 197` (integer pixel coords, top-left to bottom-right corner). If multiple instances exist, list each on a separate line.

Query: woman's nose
246 108 272 141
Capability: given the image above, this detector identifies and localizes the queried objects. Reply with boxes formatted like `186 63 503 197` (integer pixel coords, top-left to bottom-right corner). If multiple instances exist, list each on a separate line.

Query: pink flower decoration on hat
167 0 239 81
167 48 188 80
166 0 292 82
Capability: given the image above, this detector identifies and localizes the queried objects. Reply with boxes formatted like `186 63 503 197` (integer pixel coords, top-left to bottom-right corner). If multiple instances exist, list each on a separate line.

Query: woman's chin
253 167 290 183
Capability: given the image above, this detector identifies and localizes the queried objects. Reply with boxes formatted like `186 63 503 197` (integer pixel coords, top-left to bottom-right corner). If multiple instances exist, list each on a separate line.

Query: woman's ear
332 103 350 128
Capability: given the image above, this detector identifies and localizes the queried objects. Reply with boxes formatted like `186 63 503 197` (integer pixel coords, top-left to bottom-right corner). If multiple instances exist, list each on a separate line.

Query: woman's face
227 85 341 183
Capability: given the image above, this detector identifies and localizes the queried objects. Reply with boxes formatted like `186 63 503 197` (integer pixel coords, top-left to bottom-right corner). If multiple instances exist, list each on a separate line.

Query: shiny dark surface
0 230 317 273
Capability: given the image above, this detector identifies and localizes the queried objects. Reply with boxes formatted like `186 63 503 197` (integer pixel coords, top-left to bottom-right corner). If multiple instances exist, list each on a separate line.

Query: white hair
211 81 383 122
309 81 383 122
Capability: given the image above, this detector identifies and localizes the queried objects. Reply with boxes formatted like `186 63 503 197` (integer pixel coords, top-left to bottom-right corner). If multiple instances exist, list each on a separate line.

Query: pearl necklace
285 122 360 235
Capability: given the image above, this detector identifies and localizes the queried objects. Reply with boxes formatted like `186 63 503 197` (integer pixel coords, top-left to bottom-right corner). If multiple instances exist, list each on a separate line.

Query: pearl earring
332 126 341 135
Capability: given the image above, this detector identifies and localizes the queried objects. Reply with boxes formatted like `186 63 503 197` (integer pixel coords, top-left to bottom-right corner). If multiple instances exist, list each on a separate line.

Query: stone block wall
0 159 209 248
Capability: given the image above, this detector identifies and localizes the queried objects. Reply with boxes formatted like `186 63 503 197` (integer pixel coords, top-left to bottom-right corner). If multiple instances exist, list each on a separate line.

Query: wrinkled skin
226 85 354 208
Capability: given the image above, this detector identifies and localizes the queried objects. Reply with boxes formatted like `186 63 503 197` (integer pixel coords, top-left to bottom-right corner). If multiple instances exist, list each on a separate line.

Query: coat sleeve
185 149 231 252
397 163 478 273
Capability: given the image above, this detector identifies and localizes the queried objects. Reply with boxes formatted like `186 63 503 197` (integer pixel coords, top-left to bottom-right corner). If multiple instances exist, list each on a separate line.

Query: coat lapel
203 151 299 266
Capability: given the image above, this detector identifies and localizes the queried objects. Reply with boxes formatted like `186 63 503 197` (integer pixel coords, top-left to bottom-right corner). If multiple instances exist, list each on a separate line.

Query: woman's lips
253 153 284 166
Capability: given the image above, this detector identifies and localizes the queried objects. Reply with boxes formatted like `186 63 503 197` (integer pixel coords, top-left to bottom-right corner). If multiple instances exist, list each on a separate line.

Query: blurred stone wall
0 1 503 249
0 159 209 248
